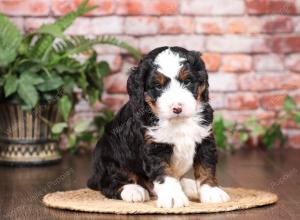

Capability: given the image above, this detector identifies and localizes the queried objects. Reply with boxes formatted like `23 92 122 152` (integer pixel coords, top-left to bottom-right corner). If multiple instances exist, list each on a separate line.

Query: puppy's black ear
127 59 150 112
188 51 209 102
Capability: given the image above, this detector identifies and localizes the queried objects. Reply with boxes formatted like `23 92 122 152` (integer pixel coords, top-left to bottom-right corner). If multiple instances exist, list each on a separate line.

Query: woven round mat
43 187 278 214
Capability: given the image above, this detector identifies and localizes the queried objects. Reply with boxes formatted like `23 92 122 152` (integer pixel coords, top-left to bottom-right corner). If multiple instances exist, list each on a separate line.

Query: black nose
173 107 182 114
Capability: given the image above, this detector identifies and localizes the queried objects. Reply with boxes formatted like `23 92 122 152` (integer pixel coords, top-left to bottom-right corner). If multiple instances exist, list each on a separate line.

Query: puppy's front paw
154 177 189 208
199 184 230 203
120 184 150 202
157 189 189 208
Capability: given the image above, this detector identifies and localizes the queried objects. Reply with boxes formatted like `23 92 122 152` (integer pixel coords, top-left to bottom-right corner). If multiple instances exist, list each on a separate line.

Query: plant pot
0 102 61 166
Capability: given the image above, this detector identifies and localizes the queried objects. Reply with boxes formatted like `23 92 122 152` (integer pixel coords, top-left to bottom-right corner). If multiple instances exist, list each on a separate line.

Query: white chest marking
146 117 211 177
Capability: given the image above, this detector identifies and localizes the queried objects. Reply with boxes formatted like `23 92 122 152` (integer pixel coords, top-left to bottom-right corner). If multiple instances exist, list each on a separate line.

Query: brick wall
1 0 300 148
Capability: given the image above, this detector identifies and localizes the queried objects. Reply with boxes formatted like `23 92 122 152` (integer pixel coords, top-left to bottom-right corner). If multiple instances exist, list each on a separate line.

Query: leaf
34 24 64 38
213 116 227 149
17 83 39 108
19 72 44 85
67 134 77 150
79 132 94 142
87 88 100 104
253 124 265 136
58 95 72 121
37 74 64 92
51 122 67 134
97 61 110 76
262 123 285 149
238 131 249 142
30 0 97 59
4 74 18 97
295 112 300 126
74 121 91 133
0 14 22 67
284 96 296 112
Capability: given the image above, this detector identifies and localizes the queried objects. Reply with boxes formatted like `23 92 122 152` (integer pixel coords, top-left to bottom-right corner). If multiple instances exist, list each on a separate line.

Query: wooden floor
1 149 299 220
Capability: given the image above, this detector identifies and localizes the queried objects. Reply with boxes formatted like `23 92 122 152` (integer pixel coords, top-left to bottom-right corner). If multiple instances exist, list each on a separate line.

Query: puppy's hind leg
99 167 150 202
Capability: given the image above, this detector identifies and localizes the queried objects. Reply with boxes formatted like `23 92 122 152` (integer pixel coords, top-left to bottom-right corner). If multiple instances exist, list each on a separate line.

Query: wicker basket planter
0 102 61 165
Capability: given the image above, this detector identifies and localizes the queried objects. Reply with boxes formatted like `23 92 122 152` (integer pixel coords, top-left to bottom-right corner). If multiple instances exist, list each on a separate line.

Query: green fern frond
0 14 22 67
92 36 142 60
55 35 142 60
29 0 97 60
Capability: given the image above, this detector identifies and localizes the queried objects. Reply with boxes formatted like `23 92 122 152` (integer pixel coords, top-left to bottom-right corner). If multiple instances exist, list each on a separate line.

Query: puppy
87 47 230 208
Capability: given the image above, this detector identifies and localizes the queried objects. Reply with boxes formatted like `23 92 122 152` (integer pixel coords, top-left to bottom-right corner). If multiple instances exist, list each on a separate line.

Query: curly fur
87 46 225 205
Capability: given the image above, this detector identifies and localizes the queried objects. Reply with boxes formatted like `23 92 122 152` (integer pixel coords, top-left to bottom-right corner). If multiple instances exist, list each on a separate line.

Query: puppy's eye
183 79 192 86
153 83 162 90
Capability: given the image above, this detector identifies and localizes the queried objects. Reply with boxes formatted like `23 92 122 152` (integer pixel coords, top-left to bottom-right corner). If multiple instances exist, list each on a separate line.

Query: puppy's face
144 48 208 120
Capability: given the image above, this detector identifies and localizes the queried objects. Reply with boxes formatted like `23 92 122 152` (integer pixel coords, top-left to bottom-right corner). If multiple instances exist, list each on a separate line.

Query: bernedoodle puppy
87 46 230 208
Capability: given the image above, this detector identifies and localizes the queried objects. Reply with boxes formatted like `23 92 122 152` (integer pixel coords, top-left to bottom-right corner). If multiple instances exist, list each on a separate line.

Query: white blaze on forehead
154 48 186 78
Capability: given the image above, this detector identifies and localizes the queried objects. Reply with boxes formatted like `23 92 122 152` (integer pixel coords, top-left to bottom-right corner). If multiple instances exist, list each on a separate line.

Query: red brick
91 17 123 34
94 36 139 55
65 18 91 35
246 0 296 15
181 0 245 15
116 0 178 15
254 54 284 71
226 93 259 110
125 17 159 35
139 35 205 53
239 73 300 91
295 94 300 106
210 93 225 109
0 0 49 16
226 17 262 34
103 72 128 94
159 16 195 34
270 36 300 53
209 73 238 92
221 55 252 73
9 17 24 33
206 35 269 53
195 18 224 34
259 93 287 110
202 53 221 72
102 93 129 112
293 16 300 32
263 16 293 33
52 0 116 16
286 54 300 72
219 110 276 123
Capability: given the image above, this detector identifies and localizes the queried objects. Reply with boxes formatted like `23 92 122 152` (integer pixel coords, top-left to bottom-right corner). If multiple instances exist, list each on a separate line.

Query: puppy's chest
146 118 211 177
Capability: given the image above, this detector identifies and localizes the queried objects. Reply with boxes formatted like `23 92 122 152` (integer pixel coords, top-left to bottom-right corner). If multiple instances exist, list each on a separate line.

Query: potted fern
0 0 141 165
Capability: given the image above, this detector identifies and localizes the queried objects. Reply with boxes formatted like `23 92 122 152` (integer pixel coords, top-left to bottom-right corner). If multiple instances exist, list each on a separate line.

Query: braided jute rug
43 187 278 214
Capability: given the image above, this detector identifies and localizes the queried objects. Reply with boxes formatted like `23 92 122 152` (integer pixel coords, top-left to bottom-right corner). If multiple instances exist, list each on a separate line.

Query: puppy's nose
173 107 182 114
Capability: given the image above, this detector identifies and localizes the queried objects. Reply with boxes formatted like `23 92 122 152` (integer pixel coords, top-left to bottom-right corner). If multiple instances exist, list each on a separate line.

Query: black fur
87 46 218 199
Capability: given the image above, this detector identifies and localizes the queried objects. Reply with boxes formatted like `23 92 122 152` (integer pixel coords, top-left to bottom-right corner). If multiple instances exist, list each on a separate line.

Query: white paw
157 189 189 208
120 184 150 202
154 176 189 208
199 184 230 203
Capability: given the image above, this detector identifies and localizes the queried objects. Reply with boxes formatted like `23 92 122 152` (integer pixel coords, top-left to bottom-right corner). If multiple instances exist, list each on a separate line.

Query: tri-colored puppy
88 47 230 208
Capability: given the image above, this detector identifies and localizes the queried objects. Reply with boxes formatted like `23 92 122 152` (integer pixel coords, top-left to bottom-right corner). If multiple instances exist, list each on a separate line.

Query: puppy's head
127 47 209 120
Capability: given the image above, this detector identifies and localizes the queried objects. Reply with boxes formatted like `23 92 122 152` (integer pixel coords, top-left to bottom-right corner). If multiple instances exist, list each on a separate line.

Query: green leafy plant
0 0 142 152
213 96 300 151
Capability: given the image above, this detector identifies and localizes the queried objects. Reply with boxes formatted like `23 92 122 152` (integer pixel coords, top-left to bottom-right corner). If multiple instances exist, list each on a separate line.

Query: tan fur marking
145 95 158 115
155 71 168 86
178 68 190 82
165 163 183 179
197 85 206 101
194 164 217 186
